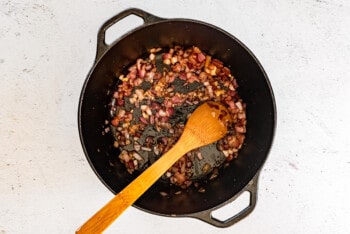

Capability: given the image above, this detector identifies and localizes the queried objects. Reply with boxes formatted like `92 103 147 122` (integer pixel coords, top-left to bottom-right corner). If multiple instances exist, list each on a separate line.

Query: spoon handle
76 142 188 234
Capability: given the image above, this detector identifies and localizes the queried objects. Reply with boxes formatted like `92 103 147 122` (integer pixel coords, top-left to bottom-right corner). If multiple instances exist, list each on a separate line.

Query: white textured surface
1 0 350 233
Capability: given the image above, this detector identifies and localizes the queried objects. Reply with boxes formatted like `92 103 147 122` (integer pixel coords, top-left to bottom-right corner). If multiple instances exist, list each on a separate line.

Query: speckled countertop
1 1 350 233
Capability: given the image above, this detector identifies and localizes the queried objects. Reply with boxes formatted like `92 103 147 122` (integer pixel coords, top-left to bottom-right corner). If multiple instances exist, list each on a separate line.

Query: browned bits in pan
109 46 247 189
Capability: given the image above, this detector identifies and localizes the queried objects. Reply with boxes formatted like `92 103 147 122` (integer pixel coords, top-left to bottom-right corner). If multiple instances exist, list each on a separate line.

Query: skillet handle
190 173 259 228
96 8 164 60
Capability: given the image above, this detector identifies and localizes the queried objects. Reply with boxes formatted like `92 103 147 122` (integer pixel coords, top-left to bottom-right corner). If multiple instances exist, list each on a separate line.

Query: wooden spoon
76 101 231 234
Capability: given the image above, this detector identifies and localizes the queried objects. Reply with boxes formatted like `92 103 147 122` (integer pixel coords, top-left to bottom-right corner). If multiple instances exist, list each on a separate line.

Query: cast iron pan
78 8 276 227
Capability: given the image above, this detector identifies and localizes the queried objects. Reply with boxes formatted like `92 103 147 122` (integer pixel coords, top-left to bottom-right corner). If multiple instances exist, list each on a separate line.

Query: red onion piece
197 53 206 62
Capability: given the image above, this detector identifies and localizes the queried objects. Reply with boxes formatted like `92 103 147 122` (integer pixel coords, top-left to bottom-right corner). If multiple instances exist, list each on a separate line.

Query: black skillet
78 8 276 227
